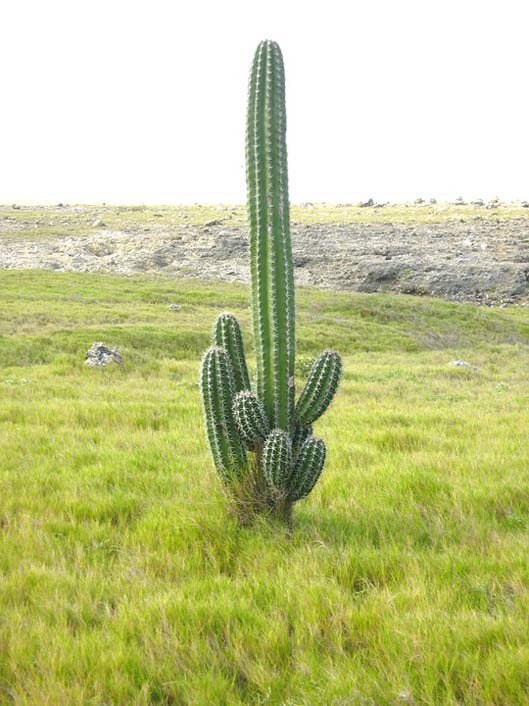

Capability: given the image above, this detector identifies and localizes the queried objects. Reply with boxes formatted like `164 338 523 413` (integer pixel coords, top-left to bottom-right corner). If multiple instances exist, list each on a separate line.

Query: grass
1 269 529 705
1 201 528 240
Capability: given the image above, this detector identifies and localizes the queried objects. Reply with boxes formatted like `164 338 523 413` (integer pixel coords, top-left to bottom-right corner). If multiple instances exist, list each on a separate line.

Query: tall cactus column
246 40 295 433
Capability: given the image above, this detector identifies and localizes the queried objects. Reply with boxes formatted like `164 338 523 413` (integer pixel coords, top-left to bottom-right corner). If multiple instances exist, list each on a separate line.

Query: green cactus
212 313 251 393
295 350 342 425
288 436 327 501
292 422 313 461
232 390 270 448
246 39 295 433
200 346 247 481
198 40 342 524
262 429 293 493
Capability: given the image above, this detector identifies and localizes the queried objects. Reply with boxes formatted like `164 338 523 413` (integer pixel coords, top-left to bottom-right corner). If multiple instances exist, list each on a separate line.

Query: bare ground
1 203 528 305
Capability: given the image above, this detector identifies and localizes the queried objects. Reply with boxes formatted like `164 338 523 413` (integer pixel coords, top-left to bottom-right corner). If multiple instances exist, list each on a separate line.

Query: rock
85 342 122 367
92 219 106 228
204 219 223 227
450 360 479 371
169 303 182 311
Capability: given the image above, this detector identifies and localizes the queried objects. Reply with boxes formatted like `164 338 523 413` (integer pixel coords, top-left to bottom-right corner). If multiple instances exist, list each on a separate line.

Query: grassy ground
1 270 529 705
2 201 528 240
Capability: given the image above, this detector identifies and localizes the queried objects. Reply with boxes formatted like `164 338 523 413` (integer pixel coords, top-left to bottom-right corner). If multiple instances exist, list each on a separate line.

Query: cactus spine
199 40 342 524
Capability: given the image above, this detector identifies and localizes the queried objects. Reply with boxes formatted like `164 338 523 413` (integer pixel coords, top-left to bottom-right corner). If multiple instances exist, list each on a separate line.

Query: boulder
85 342 122 367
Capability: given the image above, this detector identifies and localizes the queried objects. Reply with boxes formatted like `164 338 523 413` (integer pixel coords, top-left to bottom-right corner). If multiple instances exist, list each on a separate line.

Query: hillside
2 202 529 306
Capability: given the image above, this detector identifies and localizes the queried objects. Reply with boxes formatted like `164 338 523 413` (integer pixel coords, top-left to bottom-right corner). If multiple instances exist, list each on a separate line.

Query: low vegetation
1 269 528 705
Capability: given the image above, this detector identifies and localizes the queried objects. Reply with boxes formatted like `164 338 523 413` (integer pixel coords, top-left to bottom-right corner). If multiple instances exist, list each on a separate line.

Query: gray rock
85 342 122 367
450 360 479 371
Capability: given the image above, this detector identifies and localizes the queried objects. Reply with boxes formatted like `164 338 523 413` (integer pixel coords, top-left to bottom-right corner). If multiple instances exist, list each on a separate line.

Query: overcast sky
1 0 527 204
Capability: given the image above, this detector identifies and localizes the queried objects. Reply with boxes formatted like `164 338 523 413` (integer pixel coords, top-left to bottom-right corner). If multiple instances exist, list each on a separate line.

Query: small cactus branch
262 429 293 492
246 39 295 432
232 390 270 448
200 346 247 481
295 351 342 425
292 422 313 461
212 313 251 393
288 436 326 501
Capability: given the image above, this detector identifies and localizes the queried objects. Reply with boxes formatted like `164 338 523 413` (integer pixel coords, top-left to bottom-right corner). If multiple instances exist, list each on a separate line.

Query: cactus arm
288 436 326 501
246 39 295 432
295 351 342 425
200 346 247 481
292 422 313 461
261 429 293 492
212 313 251 392
232 390 270 448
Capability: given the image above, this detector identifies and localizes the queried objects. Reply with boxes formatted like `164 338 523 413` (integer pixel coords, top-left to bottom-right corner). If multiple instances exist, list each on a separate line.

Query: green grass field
1 270 529 705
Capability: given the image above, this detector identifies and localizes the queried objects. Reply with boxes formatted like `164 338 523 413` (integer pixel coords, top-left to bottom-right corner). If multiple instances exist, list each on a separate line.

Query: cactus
212 313 251 393
246 39 295 433
292 422 312 461
295 351 342 425
200 346 247 481
232 390 270 448
199 40 342 524
288 436 327 501
262 429 293 492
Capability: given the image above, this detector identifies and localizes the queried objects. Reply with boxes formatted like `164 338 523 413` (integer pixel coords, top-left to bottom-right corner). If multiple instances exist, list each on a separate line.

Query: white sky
1 0 527 204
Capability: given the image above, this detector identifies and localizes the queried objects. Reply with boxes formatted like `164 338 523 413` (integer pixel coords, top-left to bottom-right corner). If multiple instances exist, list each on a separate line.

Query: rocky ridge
1 208 528 305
